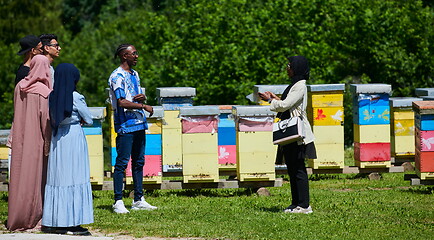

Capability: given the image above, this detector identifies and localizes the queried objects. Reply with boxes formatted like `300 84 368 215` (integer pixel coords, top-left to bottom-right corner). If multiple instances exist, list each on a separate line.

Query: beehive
413 101 434 179
233 106 276 181
83 107 106 185
307 84 345 169
180 106 220 183
389 97 422 159
351 84 392 168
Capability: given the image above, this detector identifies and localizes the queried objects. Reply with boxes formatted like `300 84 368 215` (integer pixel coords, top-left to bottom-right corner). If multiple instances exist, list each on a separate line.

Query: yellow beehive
416 169 434 180
0 146 9 160
308 107 344 126
312 125 344 144
146 119 163 134
308 159 344 169
236 131 276 181
309 92 344 108
392 109 414 120
392 119 415 136
126 175 162 185
163 110 181 129
258 99 269 106
308 143 344 169
354 124 390 143
86 135 104 185
355 160 391 168
110 116 117 147
391 135 415 157
162 128 182 166
182 133 219 183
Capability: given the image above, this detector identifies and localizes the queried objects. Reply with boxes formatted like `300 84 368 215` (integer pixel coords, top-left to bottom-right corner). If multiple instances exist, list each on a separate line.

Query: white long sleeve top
269 80 315 144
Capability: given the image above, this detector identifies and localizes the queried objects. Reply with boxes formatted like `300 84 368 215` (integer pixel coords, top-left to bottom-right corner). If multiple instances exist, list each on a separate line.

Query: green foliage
1 0 434 148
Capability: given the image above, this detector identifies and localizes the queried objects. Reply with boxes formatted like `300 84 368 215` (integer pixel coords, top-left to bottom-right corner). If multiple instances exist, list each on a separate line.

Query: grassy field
0 171 433 239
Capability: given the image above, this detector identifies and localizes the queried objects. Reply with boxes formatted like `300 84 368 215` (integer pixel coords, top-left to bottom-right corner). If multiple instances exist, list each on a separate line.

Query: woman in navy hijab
42 63 94 235
259 56 316 214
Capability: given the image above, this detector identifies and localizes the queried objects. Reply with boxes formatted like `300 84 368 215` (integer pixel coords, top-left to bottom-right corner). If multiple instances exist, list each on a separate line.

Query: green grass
1 172 433 239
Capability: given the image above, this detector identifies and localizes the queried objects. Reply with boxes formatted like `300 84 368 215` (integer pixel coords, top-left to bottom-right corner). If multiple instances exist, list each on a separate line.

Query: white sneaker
283 205 297 213
291 206 313 214
131 197 157 211
113 200 130 214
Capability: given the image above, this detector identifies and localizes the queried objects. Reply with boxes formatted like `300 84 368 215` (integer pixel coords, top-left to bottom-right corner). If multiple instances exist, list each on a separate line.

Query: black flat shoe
66 226 91 236
41 226 68 234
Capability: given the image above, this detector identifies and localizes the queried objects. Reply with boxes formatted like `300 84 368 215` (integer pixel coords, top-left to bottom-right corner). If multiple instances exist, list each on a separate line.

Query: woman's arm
74 92 93 125
270 81 305 112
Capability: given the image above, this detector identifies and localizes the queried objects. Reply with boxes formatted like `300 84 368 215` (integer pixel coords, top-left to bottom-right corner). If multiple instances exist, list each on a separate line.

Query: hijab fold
49 63 80 136
278 56 310 120
19 55 52 98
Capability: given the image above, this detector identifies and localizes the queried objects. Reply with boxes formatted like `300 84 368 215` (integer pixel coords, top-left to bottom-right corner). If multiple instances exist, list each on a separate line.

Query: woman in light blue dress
42 63 93 235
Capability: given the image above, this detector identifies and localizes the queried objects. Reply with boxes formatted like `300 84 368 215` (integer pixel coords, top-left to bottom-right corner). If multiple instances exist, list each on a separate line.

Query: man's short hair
39 34 58 47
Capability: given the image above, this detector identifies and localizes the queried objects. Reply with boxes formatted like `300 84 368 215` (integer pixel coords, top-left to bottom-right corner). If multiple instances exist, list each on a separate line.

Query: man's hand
133 94 147 102
143 105 153 117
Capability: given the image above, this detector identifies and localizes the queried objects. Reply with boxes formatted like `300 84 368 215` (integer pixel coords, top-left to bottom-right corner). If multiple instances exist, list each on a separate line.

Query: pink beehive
354 142 391 162
218 145 236 165
181 116 218 133
125 155 162 177
238 118 273 132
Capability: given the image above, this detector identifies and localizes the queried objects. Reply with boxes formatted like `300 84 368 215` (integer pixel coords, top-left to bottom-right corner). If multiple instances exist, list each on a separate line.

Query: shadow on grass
258 206 283 212
151 188 256 197
402 186 434 195
96 205 115 212
308 173 370 181
0 194 7 202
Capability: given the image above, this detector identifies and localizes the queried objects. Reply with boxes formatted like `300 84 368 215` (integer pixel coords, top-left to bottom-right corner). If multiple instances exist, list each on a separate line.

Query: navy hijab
277 56 310 120
49 63 80 136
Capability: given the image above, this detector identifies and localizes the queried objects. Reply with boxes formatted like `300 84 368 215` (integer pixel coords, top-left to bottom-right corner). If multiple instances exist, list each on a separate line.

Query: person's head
286 56 310 82
29 55 51 79
115 44 138 67
50 63 80 136
19 55 52 95
39 34 61 62
54 63 80 90
17 35 43 59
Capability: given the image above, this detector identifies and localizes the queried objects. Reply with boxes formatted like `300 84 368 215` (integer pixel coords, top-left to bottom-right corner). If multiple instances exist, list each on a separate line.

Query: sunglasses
46 43 61 49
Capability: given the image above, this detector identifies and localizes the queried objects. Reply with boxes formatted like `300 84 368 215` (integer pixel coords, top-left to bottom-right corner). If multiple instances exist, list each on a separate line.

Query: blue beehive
351 84 392 125
156 87 196 110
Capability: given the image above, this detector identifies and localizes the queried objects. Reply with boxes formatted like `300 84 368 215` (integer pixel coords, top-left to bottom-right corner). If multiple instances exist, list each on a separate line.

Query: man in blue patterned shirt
108 44 157 214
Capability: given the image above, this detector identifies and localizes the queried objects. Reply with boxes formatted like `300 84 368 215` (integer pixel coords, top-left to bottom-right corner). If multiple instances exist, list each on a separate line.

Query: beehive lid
156 87 196 98
145 106 164 118
232 105 276 117
415 88 434 97
0 129 10 146
218 105 235 114
389 97 423 108
253 85 289 102
350 84 391 94
88 107 107 119
308 84 345 92
412 100 434 114
179 106 220 116
422 96 434 101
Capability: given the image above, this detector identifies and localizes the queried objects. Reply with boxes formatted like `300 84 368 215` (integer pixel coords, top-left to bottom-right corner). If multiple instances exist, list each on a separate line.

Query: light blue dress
42 91 94 227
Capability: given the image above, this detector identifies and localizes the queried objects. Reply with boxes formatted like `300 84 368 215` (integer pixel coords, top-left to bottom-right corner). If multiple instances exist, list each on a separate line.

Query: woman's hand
258 92 271 101
258 91 281 102
267 91 280 100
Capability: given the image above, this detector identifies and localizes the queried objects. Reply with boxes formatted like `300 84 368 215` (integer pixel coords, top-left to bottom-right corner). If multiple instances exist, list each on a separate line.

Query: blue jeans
113 130 145 202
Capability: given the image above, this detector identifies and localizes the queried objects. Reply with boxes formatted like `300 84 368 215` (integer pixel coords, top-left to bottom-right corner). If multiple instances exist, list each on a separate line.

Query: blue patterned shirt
108 66 148 133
